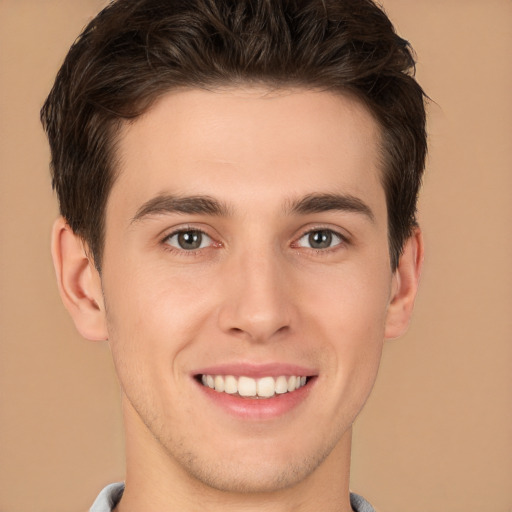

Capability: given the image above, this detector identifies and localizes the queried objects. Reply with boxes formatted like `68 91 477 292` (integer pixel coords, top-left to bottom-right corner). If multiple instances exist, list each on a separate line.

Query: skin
52 88 423 512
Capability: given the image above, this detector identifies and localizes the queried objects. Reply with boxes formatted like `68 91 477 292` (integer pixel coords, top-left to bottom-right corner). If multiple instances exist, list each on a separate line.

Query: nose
217 247 295 343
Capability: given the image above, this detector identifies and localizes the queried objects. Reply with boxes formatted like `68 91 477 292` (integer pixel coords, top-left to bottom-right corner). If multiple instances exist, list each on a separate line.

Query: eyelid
160 224 221 253
292 226 349 250
165 230 212 249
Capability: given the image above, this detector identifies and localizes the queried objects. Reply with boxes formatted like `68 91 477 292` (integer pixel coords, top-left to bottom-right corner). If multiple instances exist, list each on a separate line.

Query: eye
164 229 212 251
296 229 344 250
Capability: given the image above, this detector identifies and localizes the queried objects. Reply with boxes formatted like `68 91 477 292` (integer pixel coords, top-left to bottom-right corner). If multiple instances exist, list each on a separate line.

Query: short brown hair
41 0 427 270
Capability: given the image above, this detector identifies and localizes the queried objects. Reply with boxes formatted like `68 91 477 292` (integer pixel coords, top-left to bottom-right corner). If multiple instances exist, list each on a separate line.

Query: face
100 88 398 493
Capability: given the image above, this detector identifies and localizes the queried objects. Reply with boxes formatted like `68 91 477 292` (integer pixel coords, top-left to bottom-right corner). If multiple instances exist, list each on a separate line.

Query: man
41 0 426 510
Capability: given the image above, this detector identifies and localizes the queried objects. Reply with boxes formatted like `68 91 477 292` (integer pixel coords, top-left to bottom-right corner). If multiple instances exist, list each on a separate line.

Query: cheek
103 264 217 370
300 258 391 336
300 261 390 395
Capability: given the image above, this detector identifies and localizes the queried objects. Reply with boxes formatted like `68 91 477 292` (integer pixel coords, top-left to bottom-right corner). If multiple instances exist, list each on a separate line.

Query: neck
117 398 354 512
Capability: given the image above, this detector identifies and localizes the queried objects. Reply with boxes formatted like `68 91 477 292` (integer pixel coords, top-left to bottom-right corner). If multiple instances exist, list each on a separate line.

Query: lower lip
195 378 315 420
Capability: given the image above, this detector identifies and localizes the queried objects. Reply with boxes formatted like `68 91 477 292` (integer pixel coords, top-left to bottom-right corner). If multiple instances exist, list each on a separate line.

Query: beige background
1 1 511 511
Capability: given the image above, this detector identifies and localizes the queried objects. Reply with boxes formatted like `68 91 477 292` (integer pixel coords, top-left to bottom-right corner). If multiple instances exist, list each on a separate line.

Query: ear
384 227 424 340
51 217 108 341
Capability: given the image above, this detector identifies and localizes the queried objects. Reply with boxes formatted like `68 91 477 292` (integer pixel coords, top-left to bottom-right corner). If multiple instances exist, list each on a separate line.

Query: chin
183 458 317 494
165 434 339 495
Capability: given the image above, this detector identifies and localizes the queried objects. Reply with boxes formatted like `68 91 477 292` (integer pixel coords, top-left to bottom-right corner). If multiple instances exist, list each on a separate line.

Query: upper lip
193 362 317 379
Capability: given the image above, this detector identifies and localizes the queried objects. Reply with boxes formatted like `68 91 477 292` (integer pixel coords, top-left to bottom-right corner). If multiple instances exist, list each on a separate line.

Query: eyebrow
131 192 375 224
131 194 231 223
287 193 375 222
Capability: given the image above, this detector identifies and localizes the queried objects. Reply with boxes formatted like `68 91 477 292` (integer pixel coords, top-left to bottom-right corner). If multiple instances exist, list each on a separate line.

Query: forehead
109 87 385 222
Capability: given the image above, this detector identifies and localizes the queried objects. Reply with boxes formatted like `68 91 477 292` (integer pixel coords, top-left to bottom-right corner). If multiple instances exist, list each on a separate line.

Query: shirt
89 482 376 511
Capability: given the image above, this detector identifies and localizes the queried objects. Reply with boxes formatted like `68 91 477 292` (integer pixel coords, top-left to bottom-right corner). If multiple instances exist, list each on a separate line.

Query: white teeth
238 376 257 397
214 375 225 392
199 374 309 398
275 375 288 394
257 376 275 398
224 375 238 394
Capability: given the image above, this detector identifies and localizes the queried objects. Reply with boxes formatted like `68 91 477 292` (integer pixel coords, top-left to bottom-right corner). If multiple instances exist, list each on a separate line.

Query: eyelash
292 227 349 254
161 227 219 256
160 226 349 256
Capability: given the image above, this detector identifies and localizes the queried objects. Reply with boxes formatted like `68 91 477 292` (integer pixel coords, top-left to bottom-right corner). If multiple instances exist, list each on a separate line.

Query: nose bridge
218 241 292 341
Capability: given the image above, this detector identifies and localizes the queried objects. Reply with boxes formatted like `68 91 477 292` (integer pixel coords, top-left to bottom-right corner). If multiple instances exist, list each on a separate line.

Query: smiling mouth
197 374 310 398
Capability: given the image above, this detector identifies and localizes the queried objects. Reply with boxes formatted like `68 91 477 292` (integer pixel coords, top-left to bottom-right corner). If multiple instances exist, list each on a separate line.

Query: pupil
178 231 202 250
309 230 332 249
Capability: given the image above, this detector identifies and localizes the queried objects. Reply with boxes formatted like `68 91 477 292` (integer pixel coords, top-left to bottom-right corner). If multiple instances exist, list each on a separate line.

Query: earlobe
51 217 108 341
384 227 424 340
